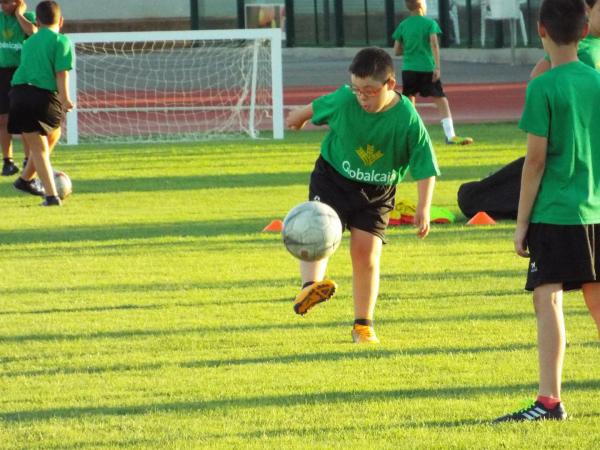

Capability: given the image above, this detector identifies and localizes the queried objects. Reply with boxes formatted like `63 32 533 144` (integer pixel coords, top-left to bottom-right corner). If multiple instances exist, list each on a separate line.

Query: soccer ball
282 201 343 262
54 171 72 200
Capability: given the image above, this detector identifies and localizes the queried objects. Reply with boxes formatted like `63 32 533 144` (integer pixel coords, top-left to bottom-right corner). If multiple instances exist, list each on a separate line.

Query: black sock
354 319 373 327
302 281 314 289
3 157 12 163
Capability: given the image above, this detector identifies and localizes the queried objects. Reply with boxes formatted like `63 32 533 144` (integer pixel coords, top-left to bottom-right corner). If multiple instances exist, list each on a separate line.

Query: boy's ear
537 22 547 39
59 16 64 29
581 22 590 39
387 78 396 90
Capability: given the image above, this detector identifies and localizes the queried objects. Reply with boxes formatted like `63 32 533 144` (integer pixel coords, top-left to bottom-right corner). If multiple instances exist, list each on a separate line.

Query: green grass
0 123 598 449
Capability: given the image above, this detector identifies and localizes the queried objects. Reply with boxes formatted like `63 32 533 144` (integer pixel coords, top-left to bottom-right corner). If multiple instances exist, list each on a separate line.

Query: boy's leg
432 96 473 145
22 132 58 198
533 283 565 400
582 282 600 338
349 227 382 343
293 258 336 315
0 113 18 176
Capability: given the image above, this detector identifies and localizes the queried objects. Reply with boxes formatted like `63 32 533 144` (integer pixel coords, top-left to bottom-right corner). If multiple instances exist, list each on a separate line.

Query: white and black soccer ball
54 171 72 200
282 201 343 262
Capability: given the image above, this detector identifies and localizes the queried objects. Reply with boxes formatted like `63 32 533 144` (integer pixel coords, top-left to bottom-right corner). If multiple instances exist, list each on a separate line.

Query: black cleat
13 177 45 197
493 400 567 423
2 159 19 176
40 195 61 207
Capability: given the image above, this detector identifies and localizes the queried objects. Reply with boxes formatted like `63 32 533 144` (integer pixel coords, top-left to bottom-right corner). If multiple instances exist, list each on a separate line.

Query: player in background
286 47 439 344
9 0 73 205
0 0 35 176
494 0 600 423
530 0 600 77
392 0 473 145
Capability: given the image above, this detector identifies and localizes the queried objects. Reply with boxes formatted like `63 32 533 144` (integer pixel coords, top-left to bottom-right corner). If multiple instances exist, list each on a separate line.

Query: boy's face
1 0 19 15
589 1 600 37
350 75 396 113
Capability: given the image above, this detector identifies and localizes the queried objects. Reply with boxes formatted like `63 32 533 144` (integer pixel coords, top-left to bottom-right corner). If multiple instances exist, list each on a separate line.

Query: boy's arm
393 40 403 56
414 176 435 239
429 34 441 81
15 1 37 36
286 103 313 130
514 133 547 257
56 70 74 111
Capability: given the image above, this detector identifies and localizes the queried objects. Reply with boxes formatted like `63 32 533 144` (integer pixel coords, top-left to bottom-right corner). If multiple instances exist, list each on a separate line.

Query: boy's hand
414 208 430 239
286 104 312 130
61 97 75 112
432 67 441 82
514 222 530 257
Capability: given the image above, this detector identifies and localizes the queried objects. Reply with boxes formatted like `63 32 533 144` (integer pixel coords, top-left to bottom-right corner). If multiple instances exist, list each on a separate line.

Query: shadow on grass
3 380 599 423
0 303 164 316
0 172 309 198
0 218 271 243
2 342 537 378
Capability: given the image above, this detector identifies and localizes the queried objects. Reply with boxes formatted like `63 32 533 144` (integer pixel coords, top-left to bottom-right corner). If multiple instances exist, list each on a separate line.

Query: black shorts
402 70 445 98
309 155 396 242
7 84 63 136
0 67 17 114
525 223 600 291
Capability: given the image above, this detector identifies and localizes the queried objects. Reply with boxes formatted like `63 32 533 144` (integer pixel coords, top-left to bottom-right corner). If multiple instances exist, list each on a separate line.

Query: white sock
441 117 455 140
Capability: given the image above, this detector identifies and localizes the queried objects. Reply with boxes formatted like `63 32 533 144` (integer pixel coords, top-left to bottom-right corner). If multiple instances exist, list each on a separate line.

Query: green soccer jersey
519 61 600 224
11 27 73 92
311 86 440 186
0 11 36 68
578 35 600 70
392 15 441 72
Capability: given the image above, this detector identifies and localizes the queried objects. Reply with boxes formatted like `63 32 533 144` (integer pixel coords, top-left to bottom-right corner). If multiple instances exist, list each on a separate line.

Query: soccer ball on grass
282 201 343 261
54 171 72 200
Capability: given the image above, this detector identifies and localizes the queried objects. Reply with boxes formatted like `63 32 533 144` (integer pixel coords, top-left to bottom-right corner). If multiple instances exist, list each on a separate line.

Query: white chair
427 0 461 45
481 0 528 47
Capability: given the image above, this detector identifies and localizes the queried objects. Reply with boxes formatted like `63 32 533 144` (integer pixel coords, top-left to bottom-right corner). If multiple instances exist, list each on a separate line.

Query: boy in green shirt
494 0 600 423
9 0 73 205
286 47 439 344
530 0 600 77
0 0 35 176
392 0 473 145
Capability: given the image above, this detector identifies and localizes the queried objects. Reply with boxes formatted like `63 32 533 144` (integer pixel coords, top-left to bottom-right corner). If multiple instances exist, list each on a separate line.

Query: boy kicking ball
494 0 600 423
286 47 439 344
9 0 73 206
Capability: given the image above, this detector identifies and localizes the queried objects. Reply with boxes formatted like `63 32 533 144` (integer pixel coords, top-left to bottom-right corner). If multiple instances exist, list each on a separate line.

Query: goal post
66 29 284 145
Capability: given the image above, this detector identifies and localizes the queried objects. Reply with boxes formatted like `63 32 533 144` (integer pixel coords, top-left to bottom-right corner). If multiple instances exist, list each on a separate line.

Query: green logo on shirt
356 144 383 166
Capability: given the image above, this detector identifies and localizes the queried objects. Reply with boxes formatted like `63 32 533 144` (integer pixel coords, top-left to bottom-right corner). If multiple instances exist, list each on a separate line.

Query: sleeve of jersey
407 114 441 180
391 24 402 42
54 36 73 73
430 19 442 35
518 80 549 138
24 12 36 24
311 87 346 126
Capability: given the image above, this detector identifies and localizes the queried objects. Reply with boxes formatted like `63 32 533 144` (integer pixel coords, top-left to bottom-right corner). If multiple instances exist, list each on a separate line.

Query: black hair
540 0 587 45
36 1 61 26
348 47 394 82
585 0 597 8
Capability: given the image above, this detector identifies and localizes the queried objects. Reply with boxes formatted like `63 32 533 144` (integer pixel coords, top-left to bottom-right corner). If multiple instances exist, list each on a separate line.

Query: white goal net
66 29 284 144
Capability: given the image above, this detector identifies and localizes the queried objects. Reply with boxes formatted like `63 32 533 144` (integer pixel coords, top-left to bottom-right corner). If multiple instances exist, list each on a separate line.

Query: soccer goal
66 29 284 144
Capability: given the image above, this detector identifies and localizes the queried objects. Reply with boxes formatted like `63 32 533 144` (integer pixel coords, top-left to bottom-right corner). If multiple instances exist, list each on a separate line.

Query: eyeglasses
349 79 390 97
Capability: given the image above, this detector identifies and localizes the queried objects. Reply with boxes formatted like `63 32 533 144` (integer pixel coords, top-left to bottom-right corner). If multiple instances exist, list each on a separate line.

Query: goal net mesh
71 37 276 143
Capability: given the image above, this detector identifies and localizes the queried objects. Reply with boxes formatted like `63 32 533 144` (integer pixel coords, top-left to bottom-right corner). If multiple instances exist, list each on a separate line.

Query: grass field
0 123 598 449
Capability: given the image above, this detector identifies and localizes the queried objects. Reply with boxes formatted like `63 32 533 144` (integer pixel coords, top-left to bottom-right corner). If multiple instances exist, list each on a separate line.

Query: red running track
284 82 527 124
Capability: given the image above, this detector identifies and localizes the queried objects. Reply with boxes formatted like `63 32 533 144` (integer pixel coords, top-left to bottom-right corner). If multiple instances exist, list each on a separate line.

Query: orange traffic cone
263 219 283 232
467 211 496 225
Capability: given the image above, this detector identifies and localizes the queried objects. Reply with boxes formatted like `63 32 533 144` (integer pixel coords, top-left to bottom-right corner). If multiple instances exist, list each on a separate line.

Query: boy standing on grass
392 0 473 146
530 0 600 77
9 0 73 206
286 47 439 344
494 0 600 423
0 0 35 176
